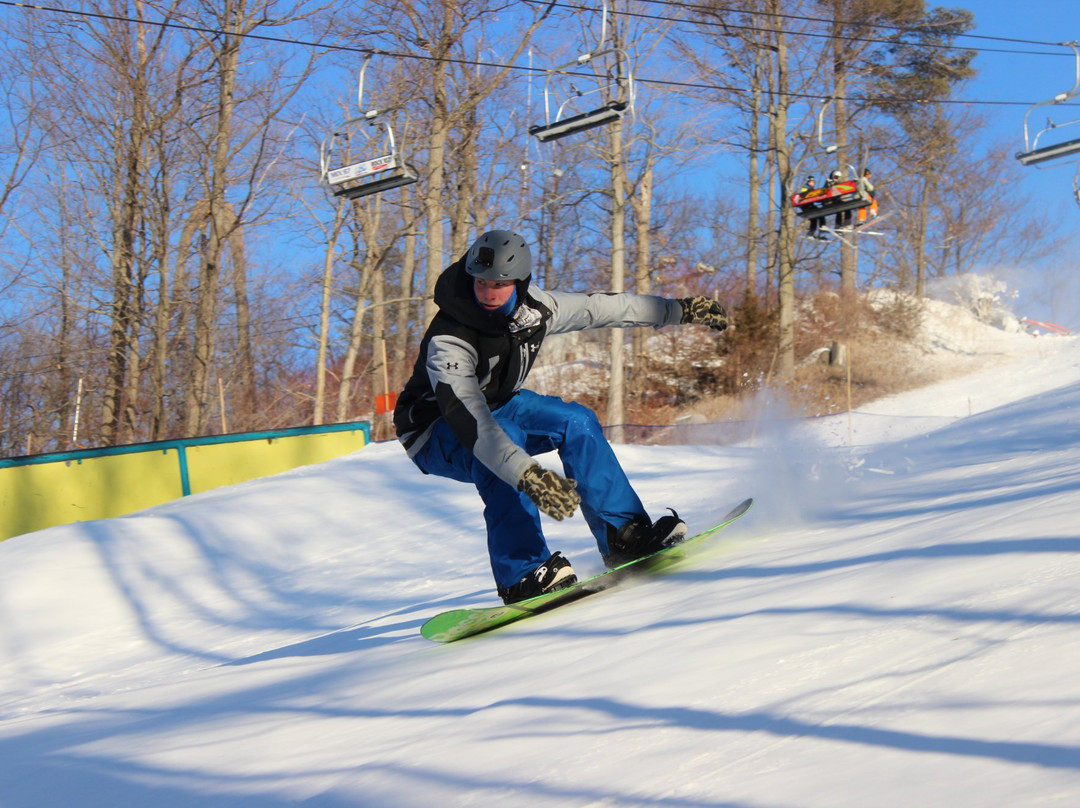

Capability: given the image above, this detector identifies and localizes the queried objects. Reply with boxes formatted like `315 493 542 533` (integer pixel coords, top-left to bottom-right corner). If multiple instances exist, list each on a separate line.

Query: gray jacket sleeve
425 335 536 488
532 287 684 334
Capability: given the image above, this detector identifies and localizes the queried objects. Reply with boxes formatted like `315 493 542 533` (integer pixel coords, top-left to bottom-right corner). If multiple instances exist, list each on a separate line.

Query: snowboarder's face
473 277 516 311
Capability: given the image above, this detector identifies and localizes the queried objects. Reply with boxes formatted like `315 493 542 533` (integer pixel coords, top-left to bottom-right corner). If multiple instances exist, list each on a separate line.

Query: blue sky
964 1 1078 190
958 1 1080 325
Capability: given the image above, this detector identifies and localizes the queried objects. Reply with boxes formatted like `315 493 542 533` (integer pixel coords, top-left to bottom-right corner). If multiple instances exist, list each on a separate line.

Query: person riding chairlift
799 174 823 239
857 167 878 225
825 170 854 230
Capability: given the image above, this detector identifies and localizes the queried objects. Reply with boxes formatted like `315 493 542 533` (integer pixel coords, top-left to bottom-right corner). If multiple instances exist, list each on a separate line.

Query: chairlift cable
5 0 1078 109
522 0 1077 58
631 0 1072 52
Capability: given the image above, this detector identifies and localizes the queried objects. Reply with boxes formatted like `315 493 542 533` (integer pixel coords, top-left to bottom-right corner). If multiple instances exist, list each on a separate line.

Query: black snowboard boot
603 509 688 568
498 551 578 605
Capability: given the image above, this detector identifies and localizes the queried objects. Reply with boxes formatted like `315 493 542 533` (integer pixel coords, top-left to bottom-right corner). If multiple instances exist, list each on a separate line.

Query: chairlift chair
1016 41 1080 167
528 0 635 143
321 122 418 200
789 98 874 221
791 179 872 220
791 167 876 222
530 99 629 142
320 57 418 200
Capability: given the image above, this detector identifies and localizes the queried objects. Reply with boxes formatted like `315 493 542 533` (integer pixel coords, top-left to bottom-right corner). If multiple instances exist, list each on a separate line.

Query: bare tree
174 0 331 435
868 5 976 297
679 1 785 302
3 0 1077 459
0 24 47 230
766 0 799 378
357 0 553 324
14 1 200 445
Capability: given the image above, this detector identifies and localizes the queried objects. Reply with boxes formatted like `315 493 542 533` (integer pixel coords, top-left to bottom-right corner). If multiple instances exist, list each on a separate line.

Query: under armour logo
445 362 459 370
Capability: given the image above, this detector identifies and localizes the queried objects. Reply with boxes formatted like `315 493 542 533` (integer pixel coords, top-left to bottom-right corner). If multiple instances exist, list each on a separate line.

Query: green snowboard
420 497 753 642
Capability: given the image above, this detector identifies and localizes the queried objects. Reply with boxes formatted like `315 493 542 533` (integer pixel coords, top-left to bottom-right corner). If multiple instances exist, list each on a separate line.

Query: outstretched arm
535 287 727 334
537 288 683 334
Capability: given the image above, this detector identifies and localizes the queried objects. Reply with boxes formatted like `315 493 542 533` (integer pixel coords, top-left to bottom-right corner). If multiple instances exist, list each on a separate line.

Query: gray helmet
465 230 532 281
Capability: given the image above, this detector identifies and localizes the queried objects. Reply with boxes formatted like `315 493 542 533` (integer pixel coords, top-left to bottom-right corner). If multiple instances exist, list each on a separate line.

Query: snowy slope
1 317 1079 806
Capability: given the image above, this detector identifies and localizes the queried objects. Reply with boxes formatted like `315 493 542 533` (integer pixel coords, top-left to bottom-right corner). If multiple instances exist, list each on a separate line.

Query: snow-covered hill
1 301 1079 807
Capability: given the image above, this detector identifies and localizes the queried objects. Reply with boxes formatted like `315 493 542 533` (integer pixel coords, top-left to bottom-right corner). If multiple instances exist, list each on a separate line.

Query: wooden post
72 376 84 446
381 338 390 405
218 378 228 434
380 339 390 440
846 348 853 447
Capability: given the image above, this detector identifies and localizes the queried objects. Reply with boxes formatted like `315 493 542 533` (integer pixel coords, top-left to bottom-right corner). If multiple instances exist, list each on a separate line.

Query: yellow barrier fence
0 421 371 541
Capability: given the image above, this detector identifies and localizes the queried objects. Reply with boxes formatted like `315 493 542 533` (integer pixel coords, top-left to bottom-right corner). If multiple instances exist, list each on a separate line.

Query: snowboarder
393 230 729 604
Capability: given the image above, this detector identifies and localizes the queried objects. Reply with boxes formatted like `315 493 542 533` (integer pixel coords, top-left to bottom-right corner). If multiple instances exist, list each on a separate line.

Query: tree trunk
371 261 388 439
336 205 384 423
630 160 653 383
451 102 479 254
314 202 346 425
765 126 777 302
769 0 796 379
915 172 931 299
420 4 453 326
605 111 628 443
186 9 239 437
100 145 139 445
228 205 256 426
746 60 763 301
393 209 419 394
335 250 371 424
831 11 858 299
101 46 146 445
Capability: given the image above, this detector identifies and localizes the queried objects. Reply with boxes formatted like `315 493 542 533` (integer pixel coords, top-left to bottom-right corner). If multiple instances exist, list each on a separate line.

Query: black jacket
394 258 682 487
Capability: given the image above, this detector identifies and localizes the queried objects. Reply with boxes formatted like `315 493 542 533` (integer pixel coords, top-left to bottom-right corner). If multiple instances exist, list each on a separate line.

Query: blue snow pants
412 390 647 590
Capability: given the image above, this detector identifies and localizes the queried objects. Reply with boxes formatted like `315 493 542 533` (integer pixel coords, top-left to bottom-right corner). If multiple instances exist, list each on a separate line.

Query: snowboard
420 497 753 643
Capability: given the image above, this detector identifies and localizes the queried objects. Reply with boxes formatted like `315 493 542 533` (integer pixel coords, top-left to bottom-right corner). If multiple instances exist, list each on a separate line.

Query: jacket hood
433 258 532 336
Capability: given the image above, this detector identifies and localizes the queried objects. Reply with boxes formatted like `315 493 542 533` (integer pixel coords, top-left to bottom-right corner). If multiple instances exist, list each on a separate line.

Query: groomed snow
2 301 1079 807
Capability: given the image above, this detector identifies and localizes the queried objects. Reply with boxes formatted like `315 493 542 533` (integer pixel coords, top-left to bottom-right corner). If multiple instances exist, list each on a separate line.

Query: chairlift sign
327 154 398 186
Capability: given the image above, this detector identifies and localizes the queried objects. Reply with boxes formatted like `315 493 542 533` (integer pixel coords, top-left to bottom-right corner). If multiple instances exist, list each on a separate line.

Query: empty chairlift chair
1016 41 1080 167
320 57 418 201
528 0 635 143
